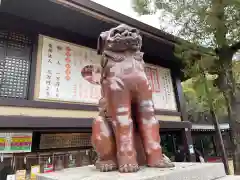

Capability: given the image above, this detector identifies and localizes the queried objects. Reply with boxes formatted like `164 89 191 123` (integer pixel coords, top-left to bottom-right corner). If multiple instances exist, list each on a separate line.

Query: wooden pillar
181 128 195 162
174 75 196 162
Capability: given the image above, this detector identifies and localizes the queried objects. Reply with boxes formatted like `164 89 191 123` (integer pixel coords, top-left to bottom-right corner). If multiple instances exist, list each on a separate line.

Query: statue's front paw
148 154 175 168
117 152 139 173
149 160 175 168
100 163 118 172
119 164 139 173
95 159 118 172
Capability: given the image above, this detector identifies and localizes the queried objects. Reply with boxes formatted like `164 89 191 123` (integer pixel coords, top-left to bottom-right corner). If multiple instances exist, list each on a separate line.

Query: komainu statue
91 24 175 173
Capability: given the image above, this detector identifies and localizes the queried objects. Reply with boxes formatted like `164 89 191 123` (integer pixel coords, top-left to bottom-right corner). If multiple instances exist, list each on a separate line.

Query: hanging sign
6 174 16 180
37 35 177 110
43 164 54 173
30 165 40 180
0 136 6 151
15 170 26 180
0 133 32 153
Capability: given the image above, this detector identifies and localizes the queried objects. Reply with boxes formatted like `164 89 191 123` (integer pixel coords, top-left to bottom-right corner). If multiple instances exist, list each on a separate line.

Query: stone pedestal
36 163 229 180
219 176 240 179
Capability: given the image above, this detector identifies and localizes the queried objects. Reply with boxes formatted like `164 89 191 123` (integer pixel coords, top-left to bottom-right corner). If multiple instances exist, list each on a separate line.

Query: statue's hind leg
91 115 117 172
106 78 139 173
136 79 175 168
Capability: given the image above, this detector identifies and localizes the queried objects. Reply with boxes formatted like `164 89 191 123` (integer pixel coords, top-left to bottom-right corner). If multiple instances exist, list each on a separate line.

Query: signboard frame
35 35 177 111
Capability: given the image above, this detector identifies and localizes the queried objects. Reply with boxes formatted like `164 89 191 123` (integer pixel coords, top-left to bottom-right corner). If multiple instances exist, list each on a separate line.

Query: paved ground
218 175 240 179
37 163 226 180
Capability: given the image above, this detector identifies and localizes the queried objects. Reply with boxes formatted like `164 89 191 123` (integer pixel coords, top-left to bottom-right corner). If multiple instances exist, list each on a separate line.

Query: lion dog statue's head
97 24 142 55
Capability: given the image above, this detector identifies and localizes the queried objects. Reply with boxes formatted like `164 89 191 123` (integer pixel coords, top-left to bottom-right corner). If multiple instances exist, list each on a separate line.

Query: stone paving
218 175 240 179
37 162 227 180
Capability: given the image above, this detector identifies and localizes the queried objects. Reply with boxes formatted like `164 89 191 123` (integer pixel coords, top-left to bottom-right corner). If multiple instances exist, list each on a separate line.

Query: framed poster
144 63 177 111
36 35 177 110
36 35 101 104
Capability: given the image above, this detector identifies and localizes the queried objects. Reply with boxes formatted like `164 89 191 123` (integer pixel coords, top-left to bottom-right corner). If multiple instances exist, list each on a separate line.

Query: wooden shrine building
0 0 194 178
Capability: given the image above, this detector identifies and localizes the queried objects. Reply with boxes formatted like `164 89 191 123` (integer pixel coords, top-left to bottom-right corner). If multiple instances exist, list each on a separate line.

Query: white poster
7 175 16 180
38 35 177 110
38 35 102 104
145 63 177 111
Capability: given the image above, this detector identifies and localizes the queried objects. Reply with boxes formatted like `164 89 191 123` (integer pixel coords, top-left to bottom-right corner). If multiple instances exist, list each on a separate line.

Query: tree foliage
182 60 239 123
132 0 240 48
132 0 240 124
182 74 227 121
233 59 240 87
132 0 240 174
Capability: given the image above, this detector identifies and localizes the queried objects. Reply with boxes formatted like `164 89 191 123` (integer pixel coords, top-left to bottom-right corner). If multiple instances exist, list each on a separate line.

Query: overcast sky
91 0 169 29
91 0 181 35
91 0 240 58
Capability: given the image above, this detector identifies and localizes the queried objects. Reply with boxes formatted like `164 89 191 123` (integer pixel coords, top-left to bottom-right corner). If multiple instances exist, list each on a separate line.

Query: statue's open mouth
113 36 139 42
111 37 140 49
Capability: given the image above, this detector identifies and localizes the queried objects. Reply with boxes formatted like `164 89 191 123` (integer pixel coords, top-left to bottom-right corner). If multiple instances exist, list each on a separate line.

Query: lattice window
0 31 32 99
39 133 92 150
0 31 8 39
0 40 4 48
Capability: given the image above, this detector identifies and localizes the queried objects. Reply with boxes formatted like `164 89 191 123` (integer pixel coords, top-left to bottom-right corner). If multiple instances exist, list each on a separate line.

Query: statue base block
219 176 240 179
36 163 227 180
